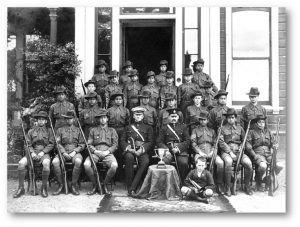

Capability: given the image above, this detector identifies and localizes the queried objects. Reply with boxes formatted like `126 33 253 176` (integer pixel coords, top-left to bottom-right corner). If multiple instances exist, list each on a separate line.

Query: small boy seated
181 157 215 204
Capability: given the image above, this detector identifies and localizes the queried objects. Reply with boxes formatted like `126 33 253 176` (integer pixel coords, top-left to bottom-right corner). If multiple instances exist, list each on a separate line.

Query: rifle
232 119 251 194
167 141 182 187
48 116 68 194
268 118 280 196
225 74 230 91
208 119 224 175
188 178 205 193
20 117 36 195
128 137 139 169
81 79 86 95
73 111 104 194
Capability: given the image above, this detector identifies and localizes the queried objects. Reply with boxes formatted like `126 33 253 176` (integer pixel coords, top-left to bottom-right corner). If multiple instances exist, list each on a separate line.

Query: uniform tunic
178 82 200 117
124 81 143 109
119 73 130 87
158 108 184 128
49 100 75 130
155 72 167 88
79 105 104 138
78 93 103 113
191 126 216 156
91 73 110 108
140 104 157 127
104 83 123 108
219 124 245 155
141 84 160 109
208 105 229 132
160 84 178 108
192 71 218 93
185 105 207 131
241 103 267 130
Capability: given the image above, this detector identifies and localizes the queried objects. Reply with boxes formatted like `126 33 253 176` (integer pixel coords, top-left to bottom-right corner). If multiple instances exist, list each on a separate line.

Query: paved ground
7 158 285 213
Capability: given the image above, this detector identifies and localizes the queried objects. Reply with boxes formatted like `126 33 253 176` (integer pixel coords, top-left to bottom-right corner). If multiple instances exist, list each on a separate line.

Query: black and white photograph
5 3 288 215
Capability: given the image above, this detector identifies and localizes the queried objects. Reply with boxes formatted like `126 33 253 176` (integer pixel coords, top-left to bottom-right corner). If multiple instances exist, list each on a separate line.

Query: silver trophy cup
154 148 169 169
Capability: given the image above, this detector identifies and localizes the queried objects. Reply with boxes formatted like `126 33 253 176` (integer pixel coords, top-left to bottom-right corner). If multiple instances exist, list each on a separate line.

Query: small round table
135 164 182 200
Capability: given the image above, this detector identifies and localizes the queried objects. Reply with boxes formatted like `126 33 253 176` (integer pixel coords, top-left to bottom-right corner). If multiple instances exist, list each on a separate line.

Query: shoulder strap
167 124 181 143
131 125 145 142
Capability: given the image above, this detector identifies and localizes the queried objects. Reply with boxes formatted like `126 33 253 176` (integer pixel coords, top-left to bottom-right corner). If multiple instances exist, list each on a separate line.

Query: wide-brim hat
165 93 176 101
246 87 260 96
146 71 155 78
61 110 76 119
53 86 66 94
252 114 267 123
122 60 133 69
197 111 209 120
96 60 108 67
33 111 48 119
223 108 237 117
84 92 98 99
128 69 138 77
159 60 168 66
166 71 175 79
214 89 228 99
84 80 96 87
131 106 146 114
182 68 193 75
95 109 108 118
110 92 124 100
191 92 203 99
193 58 205 65
202 80 213 88
108 70 119 78
166 108 179 116
138 90 151 99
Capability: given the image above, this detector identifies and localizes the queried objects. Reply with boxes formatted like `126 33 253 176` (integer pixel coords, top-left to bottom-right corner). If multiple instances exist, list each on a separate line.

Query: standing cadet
156 108 190 183
79 92 104 139
104 70 123 109
201 80 217 109
91 60 110 108
13 111 54 198
241 87 267 131
245 115 283 192
124 69 143 110
120 107 154 196
160 71 178 109
84 109 118 195
209 89 229 132
178 68 201 120
141 71 160 109
190 111 225 195
119 60 134 87
158 93 184 128
219 108 253 196
52 110 85 196
186 92 207 132
78 80 103 113
49 86 75 130
138 90 158 129
155 59 168 88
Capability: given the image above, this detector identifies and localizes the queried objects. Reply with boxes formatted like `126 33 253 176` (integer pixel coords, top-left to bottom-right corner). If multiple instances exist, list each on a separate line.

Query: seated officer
78 80 103 113
156 108 190 183
52 110 85 196
219 108 253 196
190 111 225 195
84 109 118 195
245 115 283 192
13 111 54 198
141 71 160 109
181 157 214 204
120 107 154 196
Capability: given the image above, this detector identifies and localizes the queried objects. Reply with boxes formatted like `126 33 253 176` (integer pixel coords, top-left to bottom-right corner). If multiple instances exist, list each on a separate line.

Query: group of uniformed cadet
13 58 283 204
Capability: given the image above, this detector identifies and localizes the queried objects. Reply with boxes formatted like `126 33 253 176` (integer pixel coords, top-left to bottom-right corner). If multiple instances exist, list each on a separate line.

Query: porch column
49 8 58 44
175 7 183 85
112 7 120 71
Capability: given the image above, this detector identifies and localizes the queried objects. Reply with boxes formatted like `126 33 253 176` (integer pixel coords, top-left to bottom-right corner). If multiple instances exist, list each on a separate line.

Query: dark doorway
121 20 174 85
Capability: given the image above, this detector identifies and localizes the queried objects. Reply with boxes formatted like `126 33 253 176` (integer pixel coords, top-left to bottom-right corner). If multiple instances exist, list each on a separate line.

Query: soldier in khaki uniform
91 60 110 108
84 109 119 195
104 70 123 109
178 68 201 120
13 111 54 198
191 111 225 195
219 108 253 196
52 111 85 196
119 60 133 87
78 80 103 113
138 90 158 129
49 86 75 130
160 71 178 109
155 60 168 88
241 87 267 131
141 71 160 109
124 69 143 110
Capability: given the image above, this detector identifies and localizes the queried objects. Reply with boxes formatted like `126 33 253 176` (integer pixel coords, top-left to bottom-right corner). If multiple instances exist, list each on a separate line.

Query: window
120 7 175 14
96 8 112 70
183 7 200 69
231 8 271 105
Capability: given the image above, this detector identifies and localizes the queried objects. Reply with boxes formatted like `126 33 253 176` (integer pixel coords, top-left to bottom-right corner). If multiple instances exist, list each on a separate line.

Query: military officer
49 86 75 130
160 71 178 109
219 108 253 196
138 90 158 128
91 60 110 108
78 80 103 113
84 109 119 195
124 69 143 110
119 60 133 87
155 59 168 88
141 71 160 109
52 110 85 196
13 111 54 198
241 87 267 131
120 107 154 196
156 108 190 183
208 89 229 132
190 111 225 195
104 70 123 109
178 68 201 120
245 115 283 192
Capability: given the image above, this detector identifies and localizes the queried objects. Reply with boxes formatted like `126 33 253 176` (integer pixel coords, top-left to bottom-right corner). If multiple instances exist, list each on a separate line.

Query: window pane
184 7 198 28
98 29 111 54
232 60 269 101
98 8 112 29
184 29 198 55
184 54 198 68
120 7 174 14
232 11 270 57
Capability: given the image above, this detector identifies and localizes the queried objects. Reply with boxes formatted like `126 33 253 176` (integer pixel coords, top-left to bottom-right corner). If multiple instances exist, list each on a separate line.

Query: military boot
13 187 25 198
244 183 253 195
216 184 225 195
13 169 26 198
41 185 48 198
71 183 80 196
225 184 231 197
